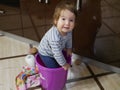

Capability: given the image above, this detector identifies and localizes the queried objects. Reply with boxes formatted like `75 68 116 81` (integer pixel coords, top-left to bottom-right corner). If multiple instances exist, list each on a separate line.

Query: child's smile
56 9 75 36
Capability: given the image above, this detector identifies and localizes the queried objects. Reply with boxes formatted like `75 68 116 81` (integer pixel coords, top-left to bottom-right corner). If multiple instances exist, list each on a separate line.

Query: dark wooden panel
73 0 101 57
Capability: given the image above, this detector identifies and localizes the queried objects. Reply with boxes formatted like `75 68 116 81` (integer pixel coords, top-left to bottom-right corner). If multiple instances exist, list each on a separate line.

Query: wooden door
73 0 101 58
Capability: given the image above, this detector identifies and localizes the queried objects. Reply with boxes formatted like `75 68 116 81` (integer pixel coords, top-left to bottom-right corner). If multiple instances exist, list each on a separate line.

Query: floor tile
0 36 29 58
0 57 27 90
0 15 22 30
103 18 120 33
96 23 114 37
88 64 109 74
101 0 108 7
0 4 20 15
37 26 47 41
101 5 120 18
104 0 120 5
0 0 120 90
30 14 46 26
67 62 91 80
21 14 33 28
95 36 120 62
98 74 120 90
6 29 23 36
23 28 39 41
65 79 100 90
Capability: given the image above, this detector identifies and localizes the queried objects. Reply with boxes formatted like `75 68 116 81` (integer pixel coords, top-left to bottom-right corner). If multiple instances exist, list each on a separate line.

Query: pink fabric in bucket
35 52 71 90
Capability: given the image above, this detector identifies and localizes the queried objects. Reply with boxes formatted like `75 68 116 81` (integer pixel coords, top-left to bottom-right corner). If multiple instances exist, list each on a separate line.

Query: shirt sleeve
49 41 66 66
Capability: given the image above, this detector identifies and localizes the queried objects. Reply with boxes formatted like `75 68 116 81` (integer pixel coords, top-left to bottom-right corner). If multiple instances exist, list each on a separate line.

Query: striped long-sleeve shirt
38 26 72 66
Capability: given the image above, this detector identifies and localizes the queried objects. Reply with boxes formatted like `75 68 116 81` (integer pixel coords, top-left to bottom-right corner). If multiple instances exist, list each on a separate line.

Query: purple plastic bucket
35 52 71 90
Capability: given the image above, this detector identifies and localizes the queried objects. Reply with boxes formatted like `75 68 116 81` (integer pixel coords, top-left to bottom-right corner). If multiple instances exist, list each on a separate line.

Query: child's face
55 9 75 36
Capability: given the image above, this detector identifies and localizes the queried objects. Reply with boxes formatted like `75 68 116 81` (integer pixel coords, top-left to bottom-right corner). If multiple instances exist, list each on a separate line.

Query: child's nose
65 20 70 25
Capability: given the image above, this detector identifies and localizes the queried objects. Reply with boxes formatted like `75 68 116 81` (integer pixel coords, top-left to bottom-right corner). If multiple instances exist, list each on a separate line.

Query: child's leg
39 54 60 68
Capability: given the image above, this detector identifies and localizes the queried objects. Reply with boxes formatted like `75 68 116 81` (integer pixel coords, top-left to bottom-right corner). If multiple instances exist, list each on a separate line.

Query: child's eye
70 19 74 22
62 18 65 20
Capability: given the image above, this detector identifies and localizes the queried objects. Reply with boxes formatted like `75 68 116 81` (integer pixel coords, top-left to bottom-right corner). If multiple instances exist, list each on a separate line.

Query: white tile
88 64 109 74
67 62 91 80
0 36 29 58
0 57 27 90
65 79 100 90
98 74 120 90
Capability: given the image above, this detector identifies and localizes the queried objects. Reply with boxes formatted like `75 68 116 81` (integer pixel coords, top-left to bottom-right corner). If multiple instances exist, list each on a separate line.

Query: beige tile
0 57 27 90
67 63 91 80
65 79 100 90
0 36 29 58
98 74 120 90
0 57 27 69
88 64 109 74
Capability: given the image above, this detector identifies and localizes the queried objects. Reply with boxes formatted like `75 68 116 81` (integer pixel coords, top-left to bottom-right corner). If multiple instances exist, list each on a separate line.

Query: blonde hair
53 0 77 26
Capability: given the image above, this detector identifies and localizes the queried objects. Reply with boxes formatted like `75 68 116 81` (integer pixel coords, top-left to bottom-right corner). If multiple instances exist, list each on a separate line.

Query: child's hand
62 63 70 70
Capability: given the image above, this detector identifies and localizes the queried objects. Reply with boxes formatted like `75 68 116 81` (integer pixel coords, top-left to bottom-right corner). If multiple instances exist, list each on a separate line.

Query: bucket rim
35 53 66 71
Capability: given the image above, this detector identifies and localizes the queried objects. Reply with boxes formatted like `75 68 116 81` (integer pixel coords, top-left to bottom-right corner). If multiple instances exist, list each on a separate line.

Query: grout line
0 30 39 46
83 57 120 73
1 24 52 32
67 75 93 83
102 21 118 34
95 72 115 77
67 62 114 85
19 1 24 37
96 33 117 38
102 15 120 19
101 58 120 64
103 0 120 12
1 28 23 31
0 54 27 60
0 13 20 17
84 63 105 90
28 14 41 41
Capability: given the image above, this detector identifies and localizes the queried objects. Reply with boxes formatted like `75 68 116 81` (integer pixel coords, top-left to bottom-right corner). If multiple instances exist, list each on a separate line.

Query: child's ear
54 20 57 25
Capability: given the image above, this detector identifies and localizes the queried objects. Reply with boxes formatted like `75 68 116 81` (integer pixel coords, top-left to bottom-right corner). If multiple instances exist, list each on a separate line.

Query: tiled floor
0 0 120 90
94 0 120 70
0 34 119 90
